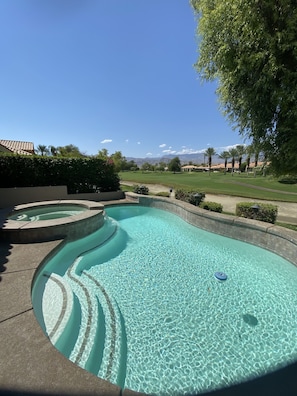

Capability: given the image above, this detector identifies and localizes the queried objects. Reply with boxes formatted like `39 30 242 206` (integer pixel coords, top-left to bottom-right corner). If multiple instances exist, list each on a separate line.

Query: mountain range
126 153 224 166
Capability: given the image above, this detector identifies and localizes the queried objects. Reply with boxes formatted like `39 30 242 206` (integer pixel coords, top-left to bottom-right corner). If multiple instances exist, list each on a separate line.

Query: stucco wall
0 186 125 208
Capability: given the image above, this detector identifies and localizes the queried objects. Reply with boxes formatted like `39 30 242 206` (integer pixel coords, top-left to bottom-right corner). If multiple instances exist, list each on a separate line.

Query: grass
276 222 297 232
119 171 297 202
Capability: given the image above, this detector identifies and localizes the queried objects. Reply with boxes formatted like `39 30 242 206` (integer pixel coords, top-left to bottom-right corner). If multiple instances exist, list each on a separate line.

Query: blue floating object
214 271 227 281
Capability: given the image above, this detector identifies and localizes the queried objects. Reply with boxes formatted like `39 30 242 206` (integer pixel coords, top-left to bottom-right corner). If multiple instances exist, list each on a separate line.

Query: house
181 165 206 172
0 140 35 155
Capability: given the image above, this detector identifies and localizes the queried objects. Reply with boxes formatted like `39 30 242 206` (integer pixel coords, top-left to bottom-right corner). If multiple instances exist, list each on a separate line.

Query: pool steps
42 272 74 345
42 216 127 387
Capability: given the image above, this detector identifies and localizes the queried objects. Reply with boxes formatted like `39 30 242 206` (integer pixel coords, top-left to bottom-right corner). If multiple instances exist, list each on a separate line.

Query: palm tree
49 145 59 156
36 144 49 156
249 138 263 167
219 151 230 174
204 147 216 172
245 144 254 172
228 147 238 175
236 145 246 171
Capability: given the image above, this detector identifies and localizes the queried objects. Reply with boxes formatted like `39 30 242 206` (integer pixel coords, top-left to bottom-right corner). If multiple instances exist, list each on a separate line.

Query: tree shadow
0 241 12 282
0 207 13 282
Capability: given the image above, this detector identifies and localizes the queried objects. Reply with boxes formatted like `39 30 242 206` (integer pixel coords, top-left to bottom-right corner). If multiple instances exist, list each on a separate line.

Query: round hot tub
8 204 87 222
0 200 105 243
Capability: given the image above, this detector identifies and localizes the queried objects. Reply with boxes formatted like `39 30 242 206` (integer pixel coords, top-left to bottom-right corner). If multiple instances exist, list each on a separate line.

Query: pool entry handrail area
1 194 297 396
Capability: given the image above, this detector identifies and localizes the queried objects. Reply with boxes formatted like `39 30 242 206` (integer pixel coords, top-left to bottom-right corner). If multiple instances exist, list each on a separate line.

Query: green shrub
175 189 205 206
236 202 278 224
0 156 120 193
200 201 223 213
133 184 149 195
278 176 297 184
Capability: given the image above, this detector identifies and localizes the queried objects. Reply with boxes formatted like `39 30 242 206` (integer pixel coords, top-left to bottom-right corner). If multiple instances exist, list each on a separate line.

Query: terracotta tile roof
0 140 35 155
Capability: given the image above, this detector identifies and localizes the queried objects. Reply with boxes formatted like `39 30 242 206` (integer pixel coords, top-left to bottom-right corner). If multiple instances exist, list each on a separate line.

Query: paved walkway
122 182 297 225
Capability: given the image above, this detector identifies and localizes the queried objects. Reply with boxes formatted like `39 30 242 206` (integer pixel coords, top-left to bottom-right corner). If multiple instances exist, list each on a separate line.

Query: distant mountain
126 153 224 166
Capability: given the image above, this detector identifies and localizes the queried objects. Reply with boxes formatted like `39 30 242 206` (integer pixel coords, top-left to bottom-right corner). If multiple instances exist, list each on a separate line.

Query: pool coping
1 195 297 395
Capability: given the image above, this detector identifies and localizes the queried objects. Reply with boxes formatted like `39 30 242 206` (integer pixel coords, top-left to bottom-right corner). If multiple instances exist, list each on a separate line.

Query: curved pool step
57 222 127 384
56 264 127 384
83 272 127 386
41 272 74 345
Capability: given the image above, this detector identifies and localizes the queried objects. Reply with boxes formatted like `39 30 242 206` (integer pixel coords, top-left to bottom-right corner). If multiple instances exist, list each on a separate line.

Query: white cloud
162 149 176 154
125 139 129 143
100 139 112 144
216 144 244 152
176 148 205 155
146 152 153 156
173 144 242 155
159 143 166 148
137 141 141 145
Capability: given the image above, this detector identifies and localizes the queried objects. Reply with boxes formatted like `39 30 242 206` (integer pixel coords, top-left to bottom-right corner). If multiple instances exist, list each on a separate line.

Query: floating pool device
214 271 227 281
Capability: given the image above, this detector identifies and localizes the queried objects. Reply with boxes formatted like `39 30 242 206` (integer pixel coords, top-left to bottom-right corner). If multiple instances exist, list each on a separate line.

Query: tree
155 161 167 171
245 145 254 171
204 147 216 170
122 160 138 171
36 144 49 156
236 145 246 171
97 148 109 160
191 0 297 175
219 150 230 173
58 144 84 157
168 157 181 173
49 146 59 156
141 162 154 171
110 151 126 172
228 147 238 174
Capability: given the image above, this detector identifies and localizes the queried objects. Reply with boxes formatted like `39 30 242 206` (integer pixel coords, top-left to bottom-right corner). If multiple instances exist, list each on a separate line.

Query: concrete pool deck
1 196 297 396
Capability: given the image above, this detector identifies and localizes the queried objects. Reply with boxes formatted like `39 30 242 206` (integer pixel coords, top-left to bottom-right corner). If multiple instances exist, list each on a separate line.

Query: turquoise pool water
9 204 87 221
32 205 297 395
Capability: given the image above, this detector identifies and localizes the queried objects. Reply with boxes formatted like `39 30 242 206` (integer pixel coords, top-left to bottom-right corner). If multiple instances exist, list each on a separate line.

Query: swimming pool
32 205 297 395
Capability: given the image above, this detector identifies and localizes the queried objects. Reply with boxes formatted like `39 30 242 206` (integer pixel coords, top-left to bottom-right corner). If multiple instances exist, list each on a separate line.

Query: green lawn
119 171 297 202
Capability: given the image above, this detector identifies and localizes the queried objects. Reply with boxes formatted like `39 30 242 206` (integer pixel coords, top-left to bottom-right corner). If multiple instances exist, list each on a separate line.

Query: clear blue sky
0 0 245 158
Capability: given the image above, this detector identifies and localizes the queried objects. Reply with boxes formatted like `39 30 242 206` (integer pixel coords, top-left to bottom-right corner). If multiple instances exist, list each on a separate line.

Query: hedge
0 155 120 193
133 184 149 195
200 201 223 213
175 189 205 206
236 202 278 224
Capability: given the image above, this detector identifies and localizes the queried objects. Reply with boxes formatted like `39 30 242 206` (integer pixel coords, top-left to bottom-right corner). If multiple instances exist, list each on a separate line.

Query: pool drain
214 272 227 281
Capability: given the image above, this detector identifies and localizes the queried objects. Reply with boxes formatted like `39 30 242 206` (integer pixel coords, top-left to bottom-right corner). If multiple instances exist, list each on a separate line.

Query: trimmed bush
200 201 223 213
236 202 278 224
0 155 120 193
133 184 149 195
175 189 205 206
